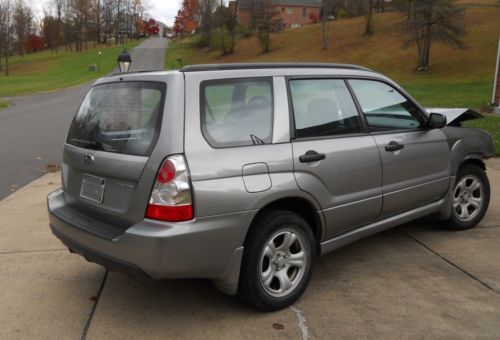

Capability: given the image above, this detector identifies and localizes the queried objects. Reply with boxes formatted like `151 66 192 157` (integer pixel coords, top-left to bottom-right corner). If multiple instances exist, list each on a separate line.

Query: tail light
146 155 193 222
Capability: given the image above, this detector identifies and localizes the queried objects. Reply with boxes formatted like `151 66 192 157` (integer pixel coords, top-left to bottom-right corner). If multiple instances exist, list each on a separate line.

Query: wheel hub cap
453 175 483 222
259 229 308 298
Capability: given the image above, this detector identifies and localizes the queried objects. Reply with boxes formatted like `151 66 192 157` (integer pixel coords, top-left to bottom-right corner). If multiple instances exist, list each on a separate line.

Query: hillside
165 4 500 109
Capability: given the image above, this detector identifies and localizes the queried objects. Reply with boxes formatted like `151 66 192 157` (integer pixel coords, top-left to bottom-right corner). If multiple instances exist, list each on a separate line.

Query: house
230 0 322 29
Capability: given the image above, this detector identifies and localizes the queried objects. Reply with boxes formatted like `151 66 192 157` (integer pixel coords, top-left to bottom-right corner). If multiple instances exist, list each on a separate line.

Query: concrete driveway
0 161 499 339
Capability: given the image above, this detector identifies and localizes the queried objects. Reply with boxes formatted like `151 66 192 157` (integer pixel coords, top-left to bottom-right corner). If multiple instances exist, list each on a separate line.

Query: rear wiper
68 138 99 149
68 138 115 151
250 134 265 145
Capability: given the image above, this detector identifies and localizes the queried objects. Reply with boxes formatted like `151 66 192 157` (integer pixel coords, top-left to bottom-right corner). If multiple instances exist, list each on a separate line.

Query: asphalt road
0 38 169 199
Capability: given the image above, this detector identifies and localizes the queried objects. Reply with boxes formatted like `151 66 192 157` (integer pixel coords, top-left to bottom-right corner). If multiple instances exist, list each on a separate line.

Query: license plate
80 174 105 204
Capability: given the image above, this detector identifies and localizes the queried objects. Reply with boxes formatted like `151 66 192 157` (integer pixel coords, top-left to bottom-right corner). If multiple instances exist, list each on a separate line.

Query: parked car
48 63 495 311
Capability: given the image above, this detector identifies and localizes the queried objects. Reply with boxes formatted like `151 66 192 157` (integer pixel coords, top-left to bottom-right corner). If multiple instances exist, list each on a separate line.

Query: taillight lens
146 155 193 222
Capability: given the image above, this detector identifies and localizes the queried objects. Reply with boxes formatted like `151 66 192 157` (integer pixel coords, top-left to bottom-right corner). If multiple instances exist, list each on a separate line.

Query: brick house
230 0 322 29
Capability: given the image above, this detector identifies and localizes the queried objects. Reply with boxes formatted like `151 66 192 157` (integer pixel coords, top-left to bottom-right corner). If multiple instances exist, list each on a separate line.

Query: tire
446 164 490 230
238 209 316 311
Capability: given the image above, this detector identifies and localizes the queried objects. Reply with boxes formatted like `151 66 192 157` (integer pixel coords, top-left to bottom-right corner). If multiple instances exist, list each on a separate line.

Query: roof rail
179 63 372 72
109 69 167 76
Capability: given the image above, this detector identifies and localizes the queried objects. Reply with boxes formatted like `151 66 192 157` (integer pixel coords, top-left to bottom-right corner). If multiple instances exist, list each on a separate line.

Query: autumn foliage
26 33 44 53
143 18 160 36
309 11 319 24
173 0 199 35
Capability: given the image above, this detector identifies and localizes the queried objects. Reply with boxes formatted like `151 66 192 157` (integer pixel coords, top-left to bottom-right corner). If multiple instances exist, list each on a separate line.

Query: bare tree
321 0 335 50
365 0 374 35
51 0 64 52
401 0 466 70
228 1 237 54
255 0 281 53
219 0 227 54
0 0 14 75
13 0 33 56
199 0 217 50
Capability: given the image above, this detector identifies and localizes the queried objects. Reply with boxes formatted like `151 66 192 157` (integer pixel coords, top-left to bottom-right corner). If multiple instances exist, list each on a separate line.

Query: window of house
201 78 273 147
286 8 293 14
348 79 424 131
290 79 362 138
302 8 307 17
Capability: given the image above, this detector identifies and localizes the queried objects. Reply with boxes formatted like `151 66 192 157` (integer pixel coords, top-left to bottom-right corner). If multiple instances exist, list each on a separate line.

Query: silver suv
48 63 495 311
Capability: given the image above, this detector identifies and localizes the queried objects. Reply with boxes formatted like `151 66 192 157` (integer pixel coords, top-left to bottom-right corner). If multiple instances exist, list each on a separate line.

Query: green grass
166 6 499 111
166 4 500 152
401 81 493 109
464 115 500 155
0 100 10 109
0 40 142 96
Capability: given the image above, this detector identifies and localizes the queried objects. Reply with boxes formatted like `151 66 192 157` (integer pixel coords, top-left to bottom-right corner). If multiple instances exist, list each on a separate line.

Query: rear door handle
385 141 404 152
299 150 326 163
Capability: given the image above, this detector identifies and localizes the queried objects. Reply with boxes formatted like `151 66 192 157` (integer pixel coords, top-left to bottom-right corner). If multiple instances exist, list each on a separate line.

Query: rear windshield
67 82 165 156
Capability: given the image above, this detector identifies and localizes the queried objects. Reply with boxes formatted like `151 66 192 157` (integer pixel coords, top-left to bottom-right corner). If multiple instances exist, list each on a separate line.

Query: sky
148 0 183 26
32 0 183 27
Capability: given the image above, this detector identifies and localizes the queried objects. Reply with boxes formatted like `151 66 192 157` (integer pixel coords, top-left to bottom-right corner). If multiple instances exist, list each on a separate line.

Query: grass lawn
0 100 10 110
0 40 142 97
166 5 499 110
165 3 500 154
464 115 500 155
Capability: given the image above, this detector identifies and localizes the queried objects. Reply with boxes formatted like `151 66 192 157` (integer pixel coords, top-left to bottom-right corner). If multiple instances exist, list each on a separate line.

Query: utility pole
493 38 500 114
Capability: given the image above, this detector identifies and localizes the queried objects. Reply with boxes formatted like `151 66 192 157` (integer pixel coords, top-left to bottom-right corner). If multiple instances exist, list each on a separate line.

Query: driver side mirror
428 113 447 129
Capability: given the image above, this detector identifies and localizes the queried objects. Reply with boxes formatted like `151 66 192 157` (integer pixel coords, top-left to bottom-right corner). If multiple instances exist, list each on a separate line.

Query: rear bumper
48 189 255 293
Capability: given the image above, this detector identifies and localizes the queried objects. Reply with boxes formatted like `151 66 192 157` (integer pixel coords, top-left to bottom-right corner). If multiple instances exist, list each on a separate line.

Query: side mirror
428 113 447 129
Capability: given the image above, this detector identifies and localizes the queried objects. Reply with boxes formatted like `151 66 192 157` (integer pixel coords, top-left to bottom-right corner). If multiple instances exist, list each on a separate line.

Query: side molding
320 198 446 255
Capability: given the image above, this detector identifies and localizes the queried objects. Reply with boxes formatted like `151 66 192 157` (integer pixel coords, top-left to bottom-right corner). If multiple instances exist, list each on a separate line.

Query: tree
174 0 199 35
144 18 159 35
214 1 235 55
401 0 466 71
365 0 374 35
227 1 237 54
0 0 14 75
13 0 33 56
26 33 44 53
321 0 335 50
254 0 281 53
51 0 64 52
199 0 217 50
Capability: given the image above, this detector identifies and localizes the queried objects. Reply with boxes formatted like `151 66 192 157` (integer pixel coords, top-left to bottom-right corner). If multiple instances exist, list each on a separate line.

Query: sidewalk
0 167 499 339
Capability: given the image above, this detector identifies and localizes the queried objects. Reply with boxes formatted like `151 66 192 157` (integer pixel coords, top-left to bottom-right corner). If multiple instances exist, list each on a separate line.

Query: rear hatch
61 75 183 229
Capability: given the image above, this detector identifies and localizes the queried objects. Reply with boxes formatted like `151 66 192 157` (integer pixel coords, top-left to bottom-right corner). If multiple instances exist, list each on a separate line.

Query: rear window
67 82 165 156
201 78 273 148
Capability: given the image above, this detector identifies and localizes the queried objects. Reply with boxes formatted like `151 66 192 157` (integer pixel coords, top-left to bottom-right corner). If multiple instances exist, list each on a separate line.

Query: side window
201 78 273 147
349 79 423 131
289 79 362 138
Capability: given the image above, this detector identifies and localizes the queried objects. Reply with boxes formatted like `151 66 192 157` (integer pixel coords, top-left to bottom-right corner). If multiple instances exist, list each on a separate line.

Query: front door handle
385 141 404 152
299 150 326 163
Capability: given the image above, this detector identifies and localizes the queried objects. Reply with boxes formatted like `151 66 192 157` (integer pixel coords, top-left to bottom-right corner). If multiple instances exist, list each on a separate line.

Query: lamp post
98 51 102 72
117 48 132 73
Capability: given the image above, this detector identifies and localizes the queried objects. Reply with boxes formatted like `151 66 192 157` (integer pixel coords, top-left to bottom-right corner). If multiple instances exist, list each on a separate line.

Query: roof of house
237 0 322 9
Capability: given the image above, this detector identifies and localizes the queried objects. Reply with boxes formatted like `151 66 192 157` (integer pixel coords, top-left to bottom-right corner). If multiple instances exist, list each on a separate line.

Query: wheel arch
459 154 487 172
244 196 325 250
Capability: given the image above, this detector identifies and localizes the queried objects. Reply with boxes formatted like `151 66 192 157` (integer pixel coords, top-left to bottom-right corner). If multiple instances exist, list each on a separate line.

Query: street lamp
117 48 132 73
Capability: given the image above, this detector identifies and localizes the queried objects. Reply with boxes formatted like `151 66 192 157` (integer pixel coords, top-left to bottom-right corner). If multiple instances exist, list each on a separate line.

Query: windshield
67 82 166 156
